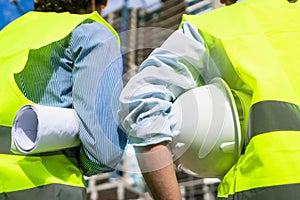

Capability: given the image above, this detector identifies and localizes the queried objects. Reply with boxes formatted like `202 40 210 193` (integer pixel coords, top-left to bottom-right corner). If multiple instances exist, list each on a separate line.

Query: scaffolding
86 173 220 200
103 0 222 80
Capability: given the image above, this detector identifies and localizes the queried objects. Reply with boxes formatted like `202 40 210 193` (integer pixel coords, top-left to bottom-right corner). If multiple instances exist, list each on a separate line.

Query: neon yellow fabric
0 154 85 192
182 0 300 106
182 0 300 198
0 11 119 127
219 131 300 197
0 11 119 193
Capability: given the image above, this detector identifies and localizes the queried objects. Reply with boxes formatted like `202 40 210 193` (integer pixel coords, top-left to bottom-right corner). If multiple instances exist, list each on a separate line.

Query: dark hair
34 0 107 13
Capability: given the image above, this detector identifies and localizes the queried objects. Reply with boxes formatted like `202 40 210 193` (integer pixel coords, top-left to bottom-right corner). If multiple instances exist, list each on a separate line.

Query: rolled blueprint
11 104 80 154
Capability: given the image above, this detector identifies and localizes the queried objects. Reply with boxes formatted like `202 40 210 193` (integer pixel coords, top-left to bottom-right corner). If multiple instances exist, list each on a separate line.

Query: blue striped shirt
14 20 127 176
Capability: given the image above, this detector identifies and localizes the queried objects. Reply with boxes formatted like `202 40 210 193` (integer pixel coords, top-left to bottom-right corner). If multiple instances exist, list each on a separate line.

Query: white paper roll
11 105 81 154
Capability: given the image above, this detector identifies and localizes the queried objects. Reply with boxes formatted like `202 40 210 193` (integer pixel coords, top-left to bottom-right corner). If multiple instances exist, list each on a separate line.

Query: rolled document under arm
11 105 80 154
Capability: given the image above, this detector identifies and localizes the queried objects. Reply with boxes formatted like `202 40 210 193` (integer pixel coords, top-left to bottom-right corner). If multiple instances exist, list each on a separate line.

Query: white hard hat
170 77 241 178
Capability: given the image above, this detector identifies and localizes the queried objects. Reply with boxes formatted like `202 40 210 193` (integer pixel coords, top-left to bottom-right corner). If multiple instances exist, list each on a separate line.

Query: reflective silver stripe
219 183 300 200
0 184 86 200
0 125 78 157
246 101 300 145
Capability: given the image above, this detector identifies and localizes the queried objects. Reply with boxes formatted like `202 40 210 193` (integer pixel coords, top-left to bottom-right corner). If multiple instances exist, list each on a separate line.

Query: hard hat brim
170 77 242 178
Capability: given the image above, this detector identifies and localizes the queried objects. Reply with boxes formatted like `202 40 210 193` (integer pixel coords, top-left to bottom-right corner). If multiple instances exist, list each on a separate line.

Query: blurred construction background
88 0 222 199
2 0 223 199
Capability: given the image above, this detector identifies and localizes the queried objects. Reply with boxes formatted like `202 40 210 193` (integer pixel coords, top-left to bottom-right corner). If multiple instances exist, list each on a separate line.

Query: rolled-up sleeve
119 22 209 146
71 21 127 176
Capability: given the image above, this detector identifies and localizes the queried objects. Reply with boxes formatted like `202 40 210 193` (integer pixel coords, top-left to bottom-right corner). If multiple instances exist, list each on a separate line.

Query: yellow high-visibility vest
182 0 300 198
0 11 119 198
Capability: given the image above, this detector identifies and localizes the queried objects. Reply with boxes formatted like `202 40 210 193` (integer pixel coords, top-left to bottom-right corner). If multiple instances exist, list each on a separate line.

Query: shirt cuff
128 115 173 146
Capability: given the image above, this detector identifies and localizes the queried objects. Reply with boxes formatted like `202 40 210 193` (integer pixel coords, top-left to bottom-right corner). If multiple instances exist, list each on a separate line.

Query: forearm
135 143 182 200
119 22 209 199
